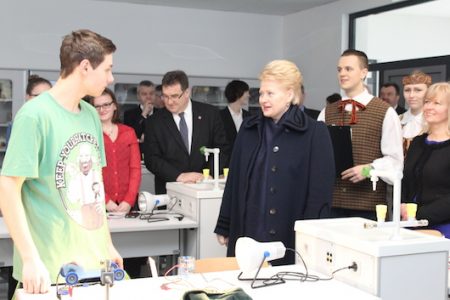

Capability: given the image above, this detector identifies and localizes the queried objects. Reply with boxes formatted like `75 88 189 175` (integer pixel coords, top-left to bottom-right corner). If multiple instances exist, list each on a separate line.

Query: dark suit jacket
144 101 230 193
124 105 146 138
219 107 250 153
395 105 406 115
304 107 320 120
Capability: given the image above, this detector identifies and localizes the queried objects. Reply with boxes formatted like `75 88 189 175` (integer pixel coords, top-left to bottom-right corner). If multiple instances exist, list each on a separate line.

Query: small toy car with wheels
60 262 125 286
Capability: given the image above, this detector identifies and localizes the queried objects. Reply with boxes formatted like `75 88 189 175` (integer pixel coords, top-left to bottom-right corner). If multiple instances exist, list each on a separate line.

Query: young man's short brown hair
341 49 369 69
59 29 116 78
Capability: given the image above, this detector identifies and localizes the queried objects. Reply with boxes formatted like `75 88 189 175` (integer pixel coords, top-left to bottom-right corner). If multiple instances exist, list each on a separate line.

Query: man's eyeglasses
162 90 185 102
94 101 114 111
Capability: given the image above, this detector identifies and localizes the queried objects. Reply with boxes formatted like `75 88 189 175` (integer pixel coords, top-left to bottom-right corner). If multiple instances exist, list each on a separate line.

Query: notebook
327 125 354 176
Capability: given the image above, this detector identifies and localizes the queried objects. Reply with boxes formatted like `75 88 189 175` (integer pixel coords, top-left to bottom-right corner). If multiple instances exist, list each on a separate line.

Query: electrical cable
269 248 358 283
138 197 184 222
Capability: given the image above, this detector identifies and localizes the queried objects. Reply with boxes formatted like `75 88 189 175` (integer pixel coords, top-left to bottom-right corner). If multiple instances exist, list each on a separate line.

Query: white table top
15 264 380 300
0 215 197 238
107 214 197 233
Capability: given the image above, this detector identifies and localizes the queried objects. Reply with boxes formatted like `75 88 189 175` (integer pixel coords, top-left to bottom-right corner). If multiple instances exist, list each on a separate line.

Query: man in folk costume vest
318 49 403 219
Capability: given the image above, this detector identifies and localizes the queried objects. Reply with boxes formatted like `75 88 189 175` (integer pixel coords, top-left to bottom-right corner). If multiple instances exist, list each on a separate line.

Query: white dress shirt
227 105 243 132
318 89 404 182
400 110 423 139
172 100 193 153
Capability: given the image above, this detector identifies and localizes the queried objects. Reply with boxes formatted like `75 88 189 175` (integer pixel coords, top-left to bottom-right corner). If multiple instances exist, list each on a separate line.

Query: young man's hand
108 244 124 270
22 257 51 294
341 164 370 183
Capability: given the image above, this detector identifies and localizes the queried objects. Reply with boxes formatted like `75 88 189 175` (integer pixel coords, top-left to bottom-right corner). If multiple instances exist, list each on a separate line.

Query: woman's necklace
103 124 116 138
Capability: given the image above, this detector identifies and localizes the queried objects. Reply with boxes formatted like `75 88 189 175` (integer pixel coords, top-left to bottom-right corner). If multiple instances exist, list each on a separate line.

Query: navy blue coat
214 105 335 265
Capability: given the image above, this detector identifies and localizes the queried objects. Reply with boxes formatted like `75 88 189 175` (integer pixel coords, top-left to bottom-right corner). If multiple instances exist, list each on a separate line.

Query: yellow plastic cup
376 204 387 222
202 168 210 180
223 168 229 178
406 203 418 220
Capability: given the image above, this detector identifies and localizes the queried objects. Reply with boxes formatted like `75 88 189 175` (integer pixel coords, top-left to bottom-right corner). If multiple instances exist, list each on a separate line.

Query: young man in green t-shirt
0 29 122 295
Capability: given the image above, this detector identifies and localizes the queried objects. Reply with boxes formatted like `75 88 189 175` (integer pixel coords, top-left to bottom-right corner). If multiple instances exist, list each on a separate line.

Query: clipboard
327 125 354 175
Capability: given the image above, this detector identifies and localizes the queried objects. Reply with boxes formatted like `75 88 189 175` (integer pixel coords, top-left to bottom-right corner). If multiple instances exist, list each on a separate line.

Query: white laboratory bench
167 181 227 259
15 264 380 300
295 218 450 300
0 216 197 267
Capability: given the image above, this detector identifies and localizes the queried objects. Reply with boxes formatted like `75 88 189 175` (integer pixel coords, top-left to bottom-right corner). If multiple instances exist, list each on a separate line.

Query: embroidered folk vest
325 97 389 211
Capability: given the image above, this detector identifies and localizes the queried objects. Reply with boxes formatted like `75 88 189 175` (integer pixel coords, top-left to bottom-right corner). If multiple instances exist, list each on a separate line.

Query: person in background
144 70 230 194
90 88 141 214
220 80 251 153
318 49 403 220
124 80 156 155
300 85 320 119
402 82 450 238
0 29 122 296
5 75 52 148
326 93 341 105
215 60 335 265
91 88 144 278
379 83 406 115
153 84 165 109
400 71 432 152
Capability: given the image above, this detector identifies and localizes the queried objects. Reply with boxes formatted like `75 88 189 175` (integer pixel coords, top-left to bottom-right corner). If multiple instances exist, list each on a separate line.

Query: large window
350 0 450 64
349 0 450 105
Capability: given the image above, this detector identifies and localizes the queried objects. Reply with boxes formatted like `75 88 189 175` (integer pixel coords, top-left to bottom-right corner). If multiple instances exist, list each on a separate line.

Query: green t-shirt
1 92 111 283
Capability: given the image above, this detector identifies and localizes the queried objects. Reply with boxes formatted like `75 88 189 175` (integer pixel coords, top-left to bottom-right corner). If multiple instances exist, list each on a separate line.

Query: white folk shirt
400 110 423 139
227 106 243 132
318 89 404 183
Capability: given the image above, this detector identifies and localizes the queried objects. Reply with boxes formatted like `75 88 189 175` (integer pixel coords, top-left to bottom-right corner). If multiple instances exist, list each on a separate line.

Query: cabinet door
0 69 27 119
0 69 27 167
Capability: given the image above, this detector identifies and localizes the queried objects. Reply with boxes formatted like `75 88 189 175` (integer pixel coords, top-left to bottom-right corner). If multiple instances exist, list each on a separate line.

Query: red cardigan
103 124 141 206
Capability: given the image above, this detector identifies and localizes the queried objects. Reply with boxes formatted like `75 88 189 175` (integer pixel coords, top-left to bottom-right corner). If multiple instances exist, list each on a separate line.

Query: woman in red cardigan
91 88 141 213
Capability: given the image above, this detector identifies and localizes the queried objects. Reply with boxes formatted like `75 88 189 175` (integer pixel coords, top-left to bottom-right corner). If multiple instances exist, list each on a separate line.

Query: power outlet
326 251 333 265
324 248 335 273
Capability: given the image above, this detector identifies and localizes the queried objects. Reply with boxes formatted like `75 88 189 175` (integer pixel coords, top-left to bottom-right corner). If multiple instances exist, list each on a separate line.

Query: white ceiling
92 0 340 16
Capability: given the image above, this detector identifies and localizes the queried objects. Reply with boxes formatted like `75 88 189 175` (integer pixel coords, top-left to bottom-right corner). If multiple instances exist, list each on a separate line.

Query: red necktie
338 99 366 125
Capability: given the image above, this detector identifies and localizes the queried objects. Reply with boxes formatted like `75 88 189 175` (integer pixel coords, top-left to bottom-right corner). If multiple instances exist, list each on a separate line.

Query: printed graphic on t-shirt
55 133 105 229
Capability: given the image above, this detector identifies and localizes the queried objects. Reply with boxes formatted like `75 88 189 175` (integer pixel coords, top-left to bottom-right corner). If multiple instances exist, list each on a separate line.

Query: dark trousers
6 267 16 300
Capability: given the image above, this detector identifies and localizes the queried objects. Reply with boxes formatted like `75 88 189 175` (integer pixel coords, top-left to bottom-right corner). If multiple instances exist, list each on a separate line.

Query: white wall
0 0 282 80
283 0 393 110
1 0 404 109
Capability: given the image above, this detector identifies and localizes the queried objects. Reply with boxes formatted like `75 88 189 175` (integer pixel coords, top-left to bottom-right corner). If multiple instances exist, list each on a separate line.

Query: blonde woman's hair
423 82 450 134
259 60 303 105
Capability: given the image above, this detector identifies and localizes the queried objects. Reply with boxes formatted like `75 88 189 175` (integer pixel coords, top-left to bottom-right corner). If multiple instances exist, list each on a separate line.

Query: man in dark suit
124 80 156 154
220 80 251 153
144 70 230 194
300 84 320 119
379 82 406 115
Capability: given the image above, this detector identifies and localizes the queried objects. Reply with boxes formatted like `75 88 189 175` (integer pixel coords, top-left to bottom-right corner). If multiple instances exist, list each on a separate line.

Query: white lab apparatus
167 181 226 259
295 218 450 300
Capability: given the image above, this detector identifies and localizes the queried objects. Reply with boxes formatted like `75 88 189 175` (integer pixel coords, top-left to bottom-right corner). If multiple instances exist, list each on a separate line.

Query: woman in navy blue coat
214 60 335 265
